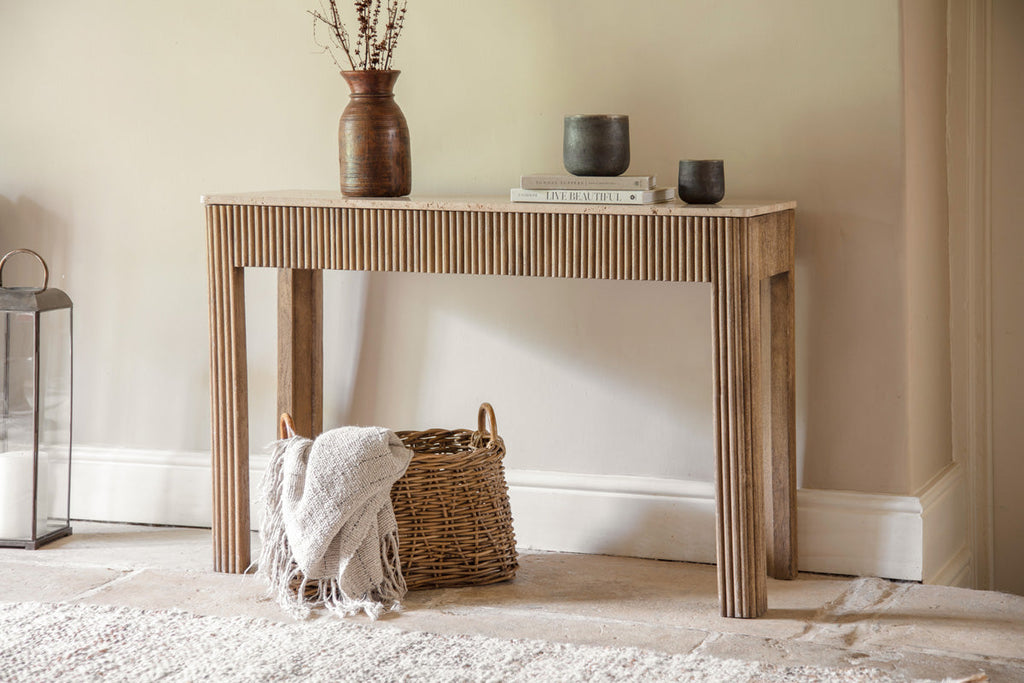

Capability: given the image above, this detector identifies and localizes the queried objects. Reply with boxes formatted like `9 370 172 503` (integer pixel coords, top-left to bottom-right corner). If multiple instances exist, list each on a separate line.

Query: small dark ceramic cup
563 115 630 177
678 160 725 204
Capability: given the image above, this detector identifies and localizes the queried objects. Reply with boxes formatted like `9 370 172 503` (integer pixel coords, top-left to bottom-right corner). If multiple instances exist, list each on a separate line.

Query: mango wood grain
277 269 323 440
206 206 250 574
766 269 797 580
750 210 798 581
204 195 796 618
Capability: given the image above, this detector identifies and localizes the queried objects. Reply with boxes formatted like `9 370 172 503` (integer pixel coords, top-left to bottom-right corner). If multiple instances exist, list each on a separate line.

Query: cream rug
0 602 978 682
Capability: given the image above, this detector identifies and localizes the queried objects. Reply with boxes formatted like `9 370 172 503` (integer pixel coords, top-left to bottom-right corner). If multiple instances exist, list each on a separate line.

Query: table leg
277 269 324 438
711 220 768 618
208 222 250 574
765 269 797 579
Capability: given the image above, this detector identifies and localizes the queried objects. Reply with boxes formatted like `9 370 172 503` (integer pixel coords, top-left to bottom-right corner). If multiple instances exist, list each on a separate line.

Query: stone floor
1 522 1022 681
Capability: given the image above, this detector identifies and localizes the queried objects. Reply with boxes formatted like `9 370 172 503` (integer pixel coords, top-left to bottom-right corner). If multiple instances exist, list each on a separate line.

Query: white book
510 187 676 205
520 174 657 191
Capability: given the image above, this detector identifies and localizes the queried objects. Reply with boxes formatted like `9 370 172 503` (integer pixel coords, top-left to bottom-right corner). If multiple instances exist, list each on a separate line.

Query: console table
203 191 796 618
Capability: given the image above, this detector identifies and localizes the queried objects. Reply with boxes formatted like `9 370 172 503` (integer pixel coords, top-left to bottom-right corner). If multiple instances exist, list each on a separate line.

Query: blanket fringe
316 529 406 620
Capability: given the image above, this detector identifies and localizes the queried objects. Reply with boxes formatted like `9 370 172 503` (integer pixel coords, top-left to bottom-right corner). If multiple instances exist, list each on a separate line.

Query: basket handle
0 249 49 290
279 413 297 439
477 403 498 443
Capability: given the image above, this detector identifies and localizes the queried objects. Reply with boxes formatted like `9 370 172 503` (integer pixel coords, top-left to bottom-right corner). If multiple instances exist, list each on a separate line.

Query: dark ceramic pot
563 114 630 176
339 70 411 197
678 160 725 204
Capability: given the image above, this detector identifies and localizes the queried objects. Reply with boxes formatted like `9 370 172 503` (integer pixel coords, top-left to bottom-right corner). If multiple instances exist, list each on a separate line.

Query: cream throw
256 426 412 620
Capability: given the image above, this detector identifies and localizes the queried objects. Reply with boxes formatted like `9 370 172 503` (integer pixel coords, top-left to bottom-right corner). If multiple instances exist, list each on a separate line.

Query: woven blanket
256 426 412 619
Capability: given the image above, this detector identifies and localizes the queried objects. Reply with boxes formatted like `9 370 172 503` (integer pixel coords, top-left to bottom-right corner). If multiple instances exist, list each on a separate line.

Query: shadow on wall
0 195 70 290
322 270 370 433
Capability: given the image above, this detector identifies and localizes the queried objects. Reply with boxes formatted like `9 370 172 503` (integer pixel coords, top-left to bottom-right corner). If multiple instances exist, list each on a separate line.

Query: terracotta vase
338 70 411 197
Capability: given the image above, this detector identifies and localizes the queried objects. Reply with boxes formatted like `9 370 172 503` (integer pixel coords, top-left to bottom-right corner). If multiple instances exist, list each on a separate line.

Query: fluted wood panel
206 213 249 574
205 197 795 619
711 219 768 618
207 206 718 282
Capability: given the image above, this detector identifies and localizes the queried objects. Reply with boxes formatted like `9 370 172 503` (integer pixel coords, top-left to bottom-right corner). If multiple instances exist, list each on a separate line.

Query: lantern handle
0 249 49 291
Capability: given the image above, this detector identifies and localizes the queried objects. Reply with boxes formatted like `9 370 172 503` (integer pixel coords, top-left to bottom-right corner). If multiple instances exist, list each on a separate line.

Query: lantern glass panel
38 308 71 534
1 311 41 540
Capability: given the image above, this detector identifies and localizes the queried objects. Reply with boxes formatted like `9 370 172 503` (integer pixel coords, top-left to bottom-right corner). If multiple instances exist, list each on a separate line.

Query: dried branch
377 0 406 71
309 0 407 71
309 2 355 70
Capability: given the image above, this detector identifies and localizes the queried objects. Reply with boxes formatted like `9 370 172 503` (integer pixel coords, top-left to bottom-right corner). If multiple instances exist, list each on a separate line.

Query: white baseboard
506 470 719 564
919 463 971 586
68 447 269 530
67 447 969 583
795 486 925 580
927 544 972 588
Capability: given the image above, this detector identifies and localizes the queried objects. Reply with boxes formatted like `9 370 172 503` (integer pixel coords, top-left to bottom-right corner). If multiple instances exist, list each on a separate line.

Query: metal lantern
0 249 72 548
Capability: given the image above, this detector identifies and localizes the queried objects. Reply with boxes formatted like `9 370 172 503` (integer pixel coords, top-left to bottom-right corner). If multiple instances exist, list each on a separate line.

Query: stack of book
511 174 676 205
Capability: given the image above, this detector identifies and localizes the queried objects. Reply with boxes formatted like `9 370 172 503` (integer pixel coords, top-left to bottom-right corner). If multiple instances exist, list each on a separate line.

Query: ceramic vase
678 160 725 204
563 114 630 177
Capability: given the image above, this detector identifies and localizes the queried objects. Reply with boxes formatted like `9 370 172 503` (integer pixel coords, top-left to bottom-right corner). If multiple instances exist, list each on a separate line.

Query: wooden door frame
945 0 993 590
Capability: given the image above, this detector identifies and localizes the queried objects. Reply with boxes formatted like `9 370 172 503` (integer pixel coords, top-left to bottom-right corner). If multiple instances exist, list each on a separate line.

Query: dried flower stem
310 0 407 71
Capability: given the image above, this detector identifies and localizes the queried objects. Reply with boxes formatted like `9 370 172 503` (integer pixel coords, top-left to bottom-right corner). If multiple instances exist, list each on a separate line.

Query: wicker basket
277 403 518 591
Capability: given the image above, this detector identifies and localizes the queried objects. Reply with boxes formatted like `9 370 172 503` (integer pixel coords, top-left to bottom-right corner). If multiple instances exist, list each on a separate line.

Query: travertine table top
201 190 795 218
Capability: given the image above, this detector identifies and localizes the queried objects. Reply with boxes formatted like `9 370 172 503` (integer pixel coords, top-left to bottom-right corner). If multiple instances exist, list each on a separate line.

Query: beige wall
0 2 951 500
902 0 953 494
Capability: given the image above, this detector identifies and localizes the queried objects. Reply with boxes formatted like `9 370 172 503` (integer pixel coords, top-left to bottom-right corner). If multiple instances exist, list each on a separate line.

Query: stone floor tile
0 523 236 573
0 560 124 603
70 567 294 624
853 581 1024 661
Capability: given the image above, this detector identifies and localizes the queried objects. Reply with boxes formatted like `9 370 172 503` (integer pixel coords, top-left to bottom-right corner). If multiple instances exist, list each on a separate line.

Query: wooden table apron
203 194 797 619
